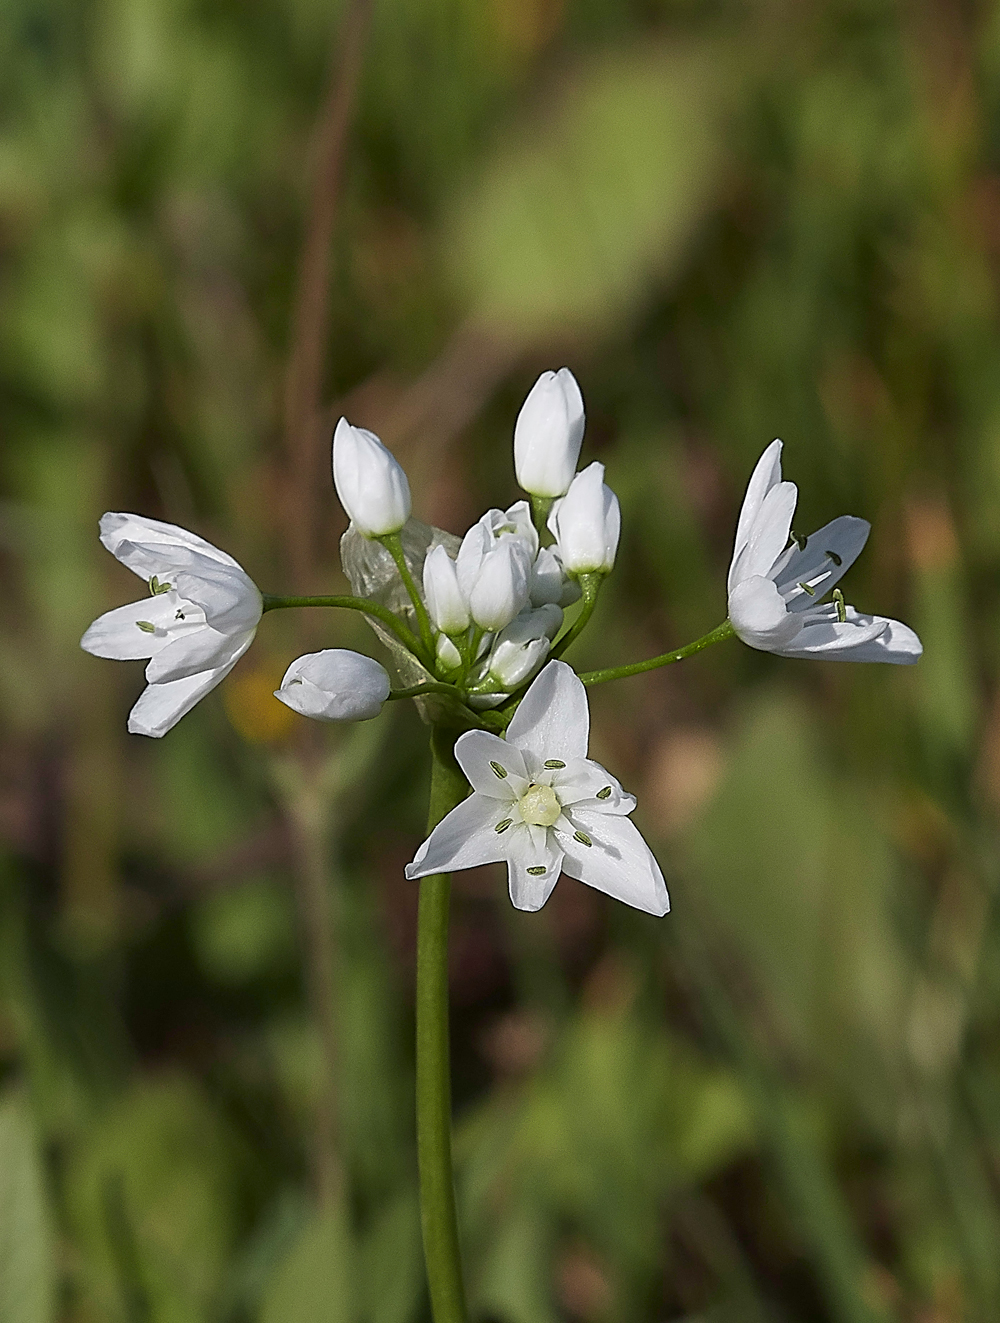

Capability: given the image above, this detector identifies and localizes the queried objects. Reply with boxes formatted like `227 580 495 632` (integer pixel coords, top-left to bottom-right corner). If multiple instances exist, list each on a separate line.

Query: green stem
530 494 554 543
550 572 601 660
416 727 470 1322
381 533 435 661
261 592 422 656
387 681 463 702
578 619 736 685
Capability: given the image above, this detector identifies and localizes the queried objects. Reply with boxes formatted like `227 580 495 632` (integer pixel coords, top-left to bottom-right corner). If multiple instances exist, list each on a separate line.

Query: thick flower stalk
80 366 922 1323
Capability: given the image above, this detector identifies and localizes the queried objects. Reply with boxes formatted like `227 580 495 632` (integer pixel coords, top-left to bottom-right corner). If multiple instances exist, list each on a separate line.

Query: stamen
790 531 807 550
596 786 613 800
573 830 592 847
526 865 547 876
495 818 513 833
833 588 847 623
148 575 171 596
543 759 565 769
175 610 185 620
135 620 155 633
825 549 842 566
490 761 508 778
797 581 816 596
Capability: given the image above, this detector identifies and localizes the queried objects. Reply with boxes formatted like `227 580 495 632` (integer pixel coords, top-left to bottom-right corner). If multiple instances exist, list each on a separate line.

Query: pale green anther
573 830 593 847
495 818 513 833
798 581 816 596
543 759 566 769
833 588 847 623
136 620 156 634
596 786 612 800
490 761 508 779
826 549 842 566
148 575 171 596
526 865 547 876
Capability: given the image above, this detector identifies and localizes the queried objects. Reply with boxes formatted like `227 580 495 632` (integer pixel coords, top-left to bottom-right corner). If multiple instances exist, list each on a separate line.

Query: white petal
730 480 798 586
145 626 245 684
777 609 922 663
99 512 244 573
173 563 262 633
560 810 669 916
404 792 511 878
453 729 526 798
80 593 191 660
729 440 783 588
506 828 564 912
505 660 589 766
126 634 253 737
772 516 870 610
728 575 803 651
552 758 636 815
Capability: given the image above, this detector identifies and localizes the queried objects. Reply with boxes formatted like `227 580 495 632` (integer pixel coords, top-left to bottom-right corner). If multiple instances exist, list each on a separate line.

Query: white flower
486 603 563 689
422 544 470 634
405 661 669 916
529 546 581 608
456 512 533 632
80 513 262 737
548 462 621 575
274 649 390 721
513 368 586 498
332 416 411 538
728 440 923 663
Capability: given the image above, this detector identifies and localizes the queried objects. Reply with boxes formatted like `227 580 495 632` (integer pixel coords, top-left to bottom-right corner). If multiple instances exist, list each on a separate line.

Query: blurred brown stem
283 0 374 588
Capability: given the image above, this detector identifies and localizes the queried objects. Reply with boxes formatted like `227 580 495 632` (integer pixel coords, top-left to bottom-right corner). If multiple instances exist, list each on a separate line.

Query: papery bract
513 368 586 498
80 514 262 737
274 649 390 721
332 417 411 538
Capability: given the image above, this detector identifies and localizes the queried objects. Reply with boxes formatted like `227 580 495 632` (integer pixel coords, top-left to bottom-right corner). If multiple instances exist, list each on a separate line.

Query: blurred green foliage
2 0 1000 1319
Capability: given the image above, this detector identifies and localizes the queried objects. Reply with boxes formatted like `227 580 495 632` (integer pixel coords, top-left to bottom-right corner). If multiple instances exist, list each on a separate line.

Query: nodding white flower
80 514 262 738
728 440 923 663
548 462 621 576
486 603 563 689
405 661 669 916
456 513 533 632
514 368 586 498
423 544 470 635
332 417 411 538
274 649 390 721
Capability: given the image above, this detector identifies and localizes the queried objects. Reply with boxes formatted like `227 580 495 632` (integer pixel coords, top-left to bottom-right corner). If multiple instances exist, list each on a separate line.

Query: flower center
517 782 561 827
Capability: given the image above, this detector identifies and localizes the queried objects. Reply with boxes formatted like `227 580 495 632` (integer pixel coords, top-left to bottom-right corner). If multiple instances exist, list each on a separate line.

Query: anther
526 865 547 876
148 575 171 596
490 761 508 778
798 581 816 596
790 531 807 550
573 830 592 847
175 610 185 620
136 620 155 633
544 759 565 769
825 549 842 566
596 786 613 800
833 588 847 623
495 818 513 833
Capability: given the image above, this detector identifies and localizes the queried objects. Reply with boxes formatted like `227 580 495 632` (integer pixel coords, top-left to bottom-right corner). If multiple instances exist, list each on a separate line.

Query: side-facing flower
484 603 563 690
275 650 390 721
728 440 923 663
81 513 262 737
548 462 621 576
405 660 669 916
332 416 411 538
514 368 586 498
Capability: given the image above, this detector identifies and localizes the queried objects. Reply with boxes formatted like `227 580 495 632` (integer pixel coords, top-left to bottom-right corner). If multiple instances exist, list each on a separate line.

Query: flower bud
422 544 470 634
485 603 563 691
436 634 463 673
466 539 531 632
332 417 411 538
274 649 390 722
514 369 585 498
548 462 620 575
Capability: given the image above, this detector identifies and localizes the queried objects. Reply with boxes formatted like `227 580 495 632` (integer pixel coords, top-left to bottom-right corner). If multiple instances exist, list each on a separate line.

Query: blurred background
1 0 998 1319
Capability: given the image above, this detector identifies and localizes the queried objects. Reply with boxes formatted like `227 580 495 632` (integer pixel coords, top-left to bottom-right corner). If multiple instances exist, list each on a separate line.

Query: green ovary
517 783 561 827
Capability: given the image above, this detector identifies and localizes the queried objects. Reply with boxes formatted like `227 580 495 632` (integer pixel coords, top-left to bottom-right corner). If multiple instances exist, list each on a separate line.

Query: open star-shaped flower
405 661 669 915
728 439 922 663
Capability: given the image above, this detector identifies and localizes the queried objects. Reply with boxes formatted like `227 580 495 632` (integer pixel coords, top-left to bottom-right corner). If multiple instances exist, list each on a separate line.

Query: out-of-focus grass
2 0 1000 1319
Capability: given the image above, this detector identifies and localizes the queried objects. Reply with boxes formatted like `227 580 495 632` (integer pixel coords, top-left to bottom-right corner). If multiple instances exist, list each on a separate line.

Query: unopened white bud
486 603 563 690
332 417 411 538
514 369 585 498
274 650 390 722
436 634 463 673
548 461 620 575
467 540 531 632
422 545 470 634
